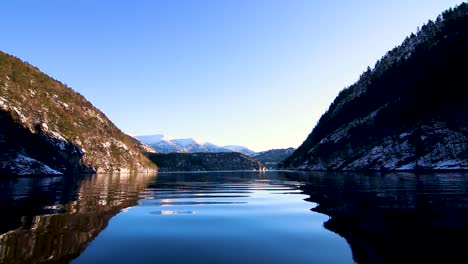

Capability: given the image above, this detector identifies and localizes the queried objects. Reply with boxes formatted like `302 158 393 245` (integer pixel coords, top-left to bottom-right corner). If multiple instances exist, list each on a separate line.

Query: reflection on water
0 173 156 264
72 171 352 264
290 171 468 264
150 210 196 215
153 201 247 205
1 171 467 264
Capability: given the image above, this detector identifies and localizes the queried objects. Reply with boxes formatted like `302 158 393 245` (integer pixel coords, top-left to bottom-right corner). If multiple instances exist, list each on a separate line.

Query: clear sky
1 0 464 151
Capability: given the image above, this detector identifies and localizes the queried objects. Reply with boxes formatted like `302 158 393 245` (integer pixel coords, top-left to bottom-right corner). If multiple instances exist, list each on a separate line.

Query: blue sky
1 0 463 151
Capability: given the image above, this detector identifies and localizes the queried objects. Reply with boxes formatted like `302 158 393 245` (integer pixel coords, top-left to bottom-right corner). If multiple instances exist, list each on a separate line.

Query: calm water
1 171 467 264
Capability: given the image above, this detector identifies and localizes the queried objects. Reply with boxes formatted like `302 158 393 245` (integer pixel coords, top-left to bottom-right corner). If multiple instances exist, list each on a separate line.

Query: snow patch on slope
172 138 205 147
12 154 63 175
136 134 175 145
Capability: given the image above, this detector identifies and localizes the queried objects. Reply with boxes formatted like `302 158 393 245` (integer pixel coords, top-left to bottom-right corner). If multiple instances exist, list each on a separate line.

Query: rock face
253 148 295 169
0 51 157 176
284 4 468 171
146 152 266 172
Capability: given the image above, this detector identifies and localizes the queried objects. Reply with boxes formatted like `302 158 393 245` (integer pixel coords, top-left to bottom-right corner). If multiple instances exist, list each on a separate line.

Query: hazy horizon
1 0 463 152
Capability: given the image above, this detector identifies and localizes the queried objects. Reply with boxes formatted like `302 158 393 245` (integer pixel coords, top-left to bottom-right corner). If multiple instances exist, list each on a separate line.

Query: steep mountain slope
284 4 468 170
253 148 295 169
146 152 266 172
136 134 249 154
0 51 157 175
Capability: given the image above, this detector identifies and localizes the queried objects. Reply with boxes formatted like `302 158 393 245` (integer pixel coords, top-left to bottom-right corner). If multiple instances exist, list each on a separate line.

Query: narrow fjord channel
1 171 468 264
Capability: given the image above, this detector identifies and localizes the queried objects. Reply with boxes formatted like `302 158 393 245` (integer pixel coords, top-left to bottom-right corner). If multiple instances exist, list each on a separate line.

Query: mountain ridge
283 3 468 171
0 51 157 176
136 134 257 155
146 152 266 172
223 145 257 156
253 147 295 169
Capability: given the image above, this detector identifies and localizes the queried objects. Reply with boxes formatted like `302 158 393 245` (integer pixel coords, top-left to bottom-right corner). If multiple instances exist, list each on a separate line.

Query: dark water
1 171 467 264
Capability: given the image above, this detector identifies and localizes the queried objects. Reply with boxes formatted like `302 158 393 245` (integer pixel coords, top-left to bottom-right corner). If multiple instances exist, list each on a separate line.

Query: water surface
71 172 353 264
1 171 467 264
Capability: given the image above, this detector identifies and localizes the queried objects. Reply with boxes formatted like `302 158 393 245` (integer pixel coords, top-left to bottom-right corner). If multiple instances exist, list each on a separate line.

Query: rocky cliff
146 152 266 172
284 4 468 171
0 51 157 176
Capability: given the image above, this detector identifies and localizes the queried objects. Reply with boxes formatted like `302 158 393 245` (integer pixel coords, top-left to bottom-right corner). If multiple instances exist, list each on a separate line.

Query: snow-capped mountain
170 138 229 153
136 134 249 154
134 134 175 145
223 145 256 156
151 140 183 153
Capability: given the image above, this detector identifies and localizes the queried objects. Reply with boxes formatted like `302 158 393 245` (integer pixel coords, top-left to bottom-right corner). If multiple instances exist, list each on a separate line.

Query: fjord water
1 171 467 264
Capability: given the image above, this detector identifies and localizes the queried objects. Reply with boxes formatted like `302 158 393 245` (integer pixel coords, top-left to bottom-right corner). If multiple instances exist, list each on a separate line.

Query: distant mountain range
136 134 256 155
137 134 296 169
223 145 257 156
253 148 296 169
147 152 266 172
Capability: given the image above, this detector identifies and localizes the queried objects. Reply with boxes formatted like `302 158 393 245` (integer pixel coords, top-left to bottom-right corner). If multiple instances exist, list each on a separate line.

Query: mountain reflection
2 171 468 264
292 171 468 264
0 173 156 264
